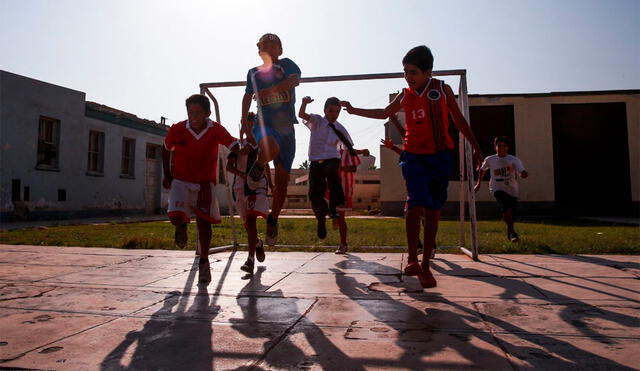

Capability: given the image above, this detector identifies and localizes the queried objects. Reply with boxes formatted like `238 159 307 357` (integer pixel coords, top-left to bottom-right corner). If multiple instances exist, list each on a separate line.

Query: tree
299 160 310 170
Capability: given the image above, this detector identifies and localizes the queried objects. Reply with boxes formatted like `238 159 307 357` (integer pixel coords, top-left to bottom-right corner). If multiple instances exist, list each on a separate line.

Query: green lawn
1 217 638 255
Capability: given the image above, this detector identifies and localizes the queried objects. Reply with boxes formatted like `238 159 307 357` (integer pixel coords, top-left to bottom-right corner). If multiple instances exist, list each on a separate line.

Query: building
0 70 170 221
380 90 640 216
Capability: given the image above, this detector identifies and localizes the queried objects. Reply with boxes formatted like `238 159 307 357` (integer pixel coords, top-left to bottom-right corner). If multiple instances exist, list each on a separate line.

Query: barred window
36 116 60 169
87 131 105 174
121 138 136 176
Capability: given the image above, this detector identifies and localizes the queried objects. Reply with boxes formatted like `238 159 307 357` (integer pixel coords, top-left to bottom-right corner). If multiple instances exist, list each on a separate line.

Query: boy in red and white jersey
341 46 483 288
162 94 239 283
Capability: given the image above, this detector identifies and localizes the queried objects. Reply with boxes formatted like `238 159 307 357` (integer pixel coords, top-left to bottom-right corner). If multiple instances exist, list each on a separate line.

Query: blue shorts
252 124 296 172
400 150 452 210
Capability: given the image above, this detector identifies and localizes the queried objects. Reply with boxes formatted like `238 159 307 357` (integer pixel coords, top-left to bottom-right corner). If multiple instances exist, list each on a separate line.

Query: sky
1 0 638 168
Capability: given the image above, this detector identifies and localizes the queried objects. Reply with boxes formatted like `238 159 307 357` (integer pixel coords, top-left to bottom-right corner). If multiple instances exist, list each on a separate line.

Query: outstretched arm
380 139 402 155
162 146 173 189
388 114 406 137
240 93 253 140
443 84 483 170
298 96 313 122
257 75 300 100
474 169 486 193
340 93 403 120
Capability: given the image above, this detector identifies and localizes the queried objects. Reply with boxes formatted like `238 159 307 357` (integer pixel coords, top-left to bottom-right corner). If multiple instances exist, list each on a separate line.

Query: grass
1 217 638 255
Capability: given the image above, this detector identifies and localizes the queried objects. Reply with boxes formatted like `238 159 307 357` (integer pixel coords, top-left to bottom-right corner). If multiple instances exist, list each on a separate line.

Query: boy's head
257 33 282 63
324 97 341 123
402 45 434 91
493 136 510 157
185 94 211 128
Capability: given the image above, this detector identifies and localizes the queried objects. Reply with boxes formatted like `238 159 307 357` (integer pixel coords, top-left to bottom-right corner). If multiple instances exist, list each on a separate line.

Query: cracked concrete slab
0 244 638 370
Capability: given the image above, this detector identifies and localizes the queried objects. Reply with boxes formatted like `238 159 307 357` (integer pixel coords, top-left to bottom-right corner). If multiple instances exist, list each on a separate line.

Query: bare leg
196 217 212 260
337 211 347 246
503 208 515 234
406 206 423 262
245 215 258 258
271 165 290 219
422 209 440 264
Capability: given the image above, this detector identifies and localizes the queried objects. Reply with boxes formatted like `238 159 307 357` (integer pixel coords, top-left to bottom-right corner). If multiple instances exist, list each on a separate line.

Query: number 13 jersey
400 78 454 155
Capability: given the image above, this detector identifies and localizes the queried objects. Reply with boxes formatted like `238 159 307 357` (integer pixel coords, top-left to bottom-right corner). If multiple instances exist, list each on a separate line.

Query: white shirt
480 154 526 197
303 114 354 161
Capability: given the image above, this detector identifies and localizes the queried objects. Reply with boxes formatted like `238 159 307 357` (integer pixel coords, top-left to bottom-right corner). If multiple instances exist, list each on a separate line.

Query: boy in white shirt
475 136 529 242
298 96 356 240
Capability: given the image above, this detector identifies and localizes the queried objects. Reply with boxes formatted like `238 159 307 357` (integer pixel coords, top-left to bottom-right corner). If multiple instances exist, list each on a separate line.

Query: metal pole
459 74 479 260
457 84 466 250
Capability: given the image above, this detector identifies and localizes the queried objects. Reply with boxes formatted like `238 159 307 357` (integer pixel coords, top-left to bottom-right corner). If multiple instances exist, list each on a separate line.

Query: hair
494 136 510 146
402 45 434 72
185 94 211 112
324 97 341 109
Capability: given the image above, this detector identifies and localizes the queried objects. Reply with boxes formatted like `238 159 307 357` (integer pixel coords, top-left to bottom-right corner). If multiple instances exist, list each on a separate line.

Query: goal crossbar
199 69 479 260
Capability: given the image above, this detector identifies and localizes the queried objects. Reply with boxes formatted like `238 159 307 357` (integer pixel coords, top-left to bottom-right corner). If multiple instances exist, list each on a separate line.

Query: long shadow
328 256 512 370
229 266 364 370
100 255 229 370
426 259 638 368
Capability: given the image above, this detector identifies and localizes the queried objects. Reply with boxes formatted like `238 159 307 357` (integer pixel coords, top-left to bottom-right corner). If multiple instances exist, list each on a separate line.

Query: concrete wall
380 90 640 216
0 70 167 220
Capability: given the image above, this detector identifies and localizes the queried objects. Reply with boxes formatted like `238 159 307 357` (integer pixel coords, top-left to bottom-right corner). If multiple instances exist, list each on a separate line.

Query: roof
85 102 169 136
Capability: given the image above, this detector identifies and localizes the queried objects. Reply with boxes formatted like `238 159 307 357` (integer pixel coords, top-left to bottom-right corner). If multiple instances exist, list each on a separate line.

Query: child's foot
255 239 265 262
317 217 327 239
266 214 278 246
404 259 421 276
246 162 265 191
174 223 188 249
198 258 211 283
418 267 437 288
240 257 255 274
509 231 520 243
335 243 348 254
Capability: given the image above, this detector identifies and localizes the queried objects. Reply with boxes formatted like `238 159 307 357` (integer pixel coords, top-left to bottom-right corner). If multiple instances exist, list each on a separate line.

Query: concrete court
0 244 638 370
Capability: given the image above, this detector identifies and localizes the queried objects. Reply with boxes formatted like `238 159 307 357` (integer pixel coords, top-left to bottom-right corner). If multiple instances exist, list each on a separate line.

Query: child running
162 94 240 283
341 46 483 288
298 96 358 240
226 112 271 275
474 136 528 242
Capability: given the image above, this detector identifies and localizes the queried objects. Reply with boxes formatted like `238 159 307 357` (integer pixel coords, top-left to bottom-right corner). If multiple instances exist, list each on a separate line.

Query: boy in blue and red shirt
240 33 301 247
341 46 483 288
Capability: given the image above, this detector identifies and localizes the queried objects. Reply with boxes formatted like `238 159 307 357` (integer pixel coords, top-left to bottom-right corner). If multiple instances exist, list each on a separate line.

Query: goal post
199 70 479 260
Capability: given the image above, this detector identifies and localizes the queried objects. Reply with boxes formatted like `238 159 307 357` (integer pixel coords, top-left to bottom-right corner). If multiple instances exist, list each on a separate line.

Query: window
58 189 66 202
11 179 21 201
121 138 136 177
146 144 158 159
36 116 60 169
87 131 105 174
23 187 30 202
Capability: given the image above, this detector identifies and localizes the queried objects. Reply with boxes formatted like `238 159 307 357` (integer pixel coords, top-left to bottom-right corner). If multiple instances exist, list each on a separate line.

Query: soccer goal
199 70 479 260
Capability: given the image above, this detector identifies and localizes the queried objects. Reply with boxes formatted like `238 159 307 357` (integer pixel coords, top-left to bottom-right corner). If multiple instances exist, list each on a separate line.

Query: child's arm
388 114 406 137
380 139 402 155
161 146 172 189
355 149 370 156
240 94 253 139
514 157 528 179
298 96 313 122
474 169 487 193
226 153 246 179
443 84 483 170
340 93 403 120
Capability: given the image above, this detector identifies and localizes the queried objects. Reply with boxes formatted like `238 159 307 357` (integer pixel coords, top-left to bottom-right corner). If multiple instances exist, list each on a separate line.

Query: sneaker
266 214 279 246
418 267 437 288
255 239 265 262
198 259 211 283
404 260 421 276
317 217 327 239
246 162 265 191
175 223 188 249
335 244 348 254
240 258 255 274
509 231 520 243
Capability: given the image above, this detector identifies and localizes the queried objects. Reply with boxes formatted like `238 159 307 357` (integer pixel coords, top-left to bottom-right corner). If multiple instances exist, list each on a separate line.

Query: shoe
240 258 255 274
175 223 188 249
198 259 211 283
317 217 327 239
335 244 348 254
418 267 437 288
246 162 265 191
509 231 520 243
404 260 421 276
266 214 279 246
255 239 265 262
